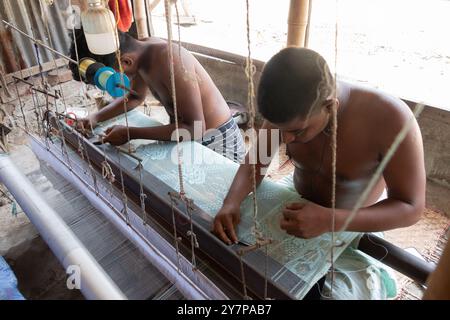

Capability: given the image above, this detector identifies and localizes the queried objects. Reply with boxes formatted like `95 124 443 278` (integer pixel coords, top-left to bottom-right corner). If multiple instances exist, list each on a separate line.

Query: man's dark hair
118 31 141 54
68 29 139 81
257 47 335 124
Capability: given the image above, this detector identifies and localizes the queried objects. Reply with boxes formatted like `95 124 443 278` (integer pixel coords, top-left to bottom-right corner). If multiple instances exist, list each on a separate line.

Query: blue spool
94 67 115 90
106 72 130 98
94 67 130 98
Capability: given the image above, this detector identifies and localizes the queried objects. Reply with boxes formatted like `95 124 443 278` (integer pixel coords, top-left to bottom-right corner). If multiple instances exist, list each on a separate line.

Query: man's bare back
74 33 245 162
287 82 416 209
134 37 231 130
212 48 425 244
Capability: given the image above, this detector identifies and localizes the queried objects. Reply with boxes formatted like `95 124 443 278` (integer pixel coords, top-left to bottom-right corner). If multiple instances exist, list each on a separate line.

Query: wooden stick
4 59 67 85
287 0 310 47
134 0 149 39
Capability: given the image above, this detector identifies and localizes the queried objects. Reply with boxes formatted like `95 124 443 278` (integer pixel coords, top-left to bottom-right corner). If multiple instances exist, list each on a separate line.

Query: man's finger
285 202 305 210
213 220 232 245
223 218 238 244
76 120 85 131
104 126 114 135
280 217 302 236
280 217 296 231
102 132 113 144
282 208 301 220
232 212 240 225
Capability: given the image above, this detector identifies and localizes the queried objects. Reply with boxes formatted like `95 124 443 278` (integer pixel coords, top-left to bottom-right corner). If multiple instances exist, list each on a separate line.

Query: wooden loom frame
46 113 316 300
46 108 435 300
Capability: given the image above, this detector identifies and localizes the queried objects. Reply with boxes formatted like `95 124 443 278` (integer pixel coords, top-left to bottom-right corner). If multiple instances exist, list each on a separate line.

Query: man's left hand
280 202 332 239
103 125 131 146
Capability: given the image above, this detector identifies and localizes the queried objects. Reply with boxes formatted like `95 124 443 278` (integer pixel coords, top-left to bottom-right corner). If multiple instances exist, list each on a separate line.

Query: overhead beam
134 0 150 39
287 0 310 47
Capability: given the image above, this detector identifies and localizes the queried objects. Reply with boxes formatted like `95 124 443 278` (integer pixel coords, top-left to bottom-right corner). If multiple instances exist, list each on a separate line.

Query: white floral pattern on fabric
96 111 360 299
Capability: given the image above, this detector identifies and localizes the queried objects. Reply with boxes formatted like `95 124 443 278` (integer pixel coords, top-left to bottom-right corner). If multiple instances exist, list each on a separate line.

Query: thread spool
78 58 130 98
94 67 131 98
97 68 115 90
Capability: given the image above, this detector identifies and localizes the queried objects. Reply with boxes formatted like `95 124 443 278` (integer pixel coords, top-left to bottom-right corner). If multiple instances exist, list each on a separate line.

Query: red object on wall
108 0 133 32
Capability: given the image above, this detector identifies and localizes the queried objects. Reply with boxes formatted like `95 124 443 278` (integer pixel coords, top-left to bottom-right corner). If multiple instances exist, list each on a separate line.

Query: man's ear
121 55 135 68
325 98 339 113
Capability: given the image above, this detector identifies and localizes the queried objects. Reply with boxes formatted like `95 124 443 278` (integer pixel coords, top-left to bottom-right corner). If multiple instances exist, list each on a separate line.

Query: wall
0 0 70 74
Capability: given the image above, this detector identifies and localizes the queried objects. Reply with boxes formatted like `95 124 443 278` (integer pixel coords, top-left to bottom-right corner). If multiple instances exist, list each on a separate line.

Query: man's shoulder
348 84 412 124
342 84 416 149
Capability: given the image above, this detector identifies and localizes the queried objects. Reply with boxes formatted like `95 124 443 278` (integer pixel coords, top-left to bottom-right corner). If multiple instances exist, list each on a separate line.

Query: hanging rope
240 0 273 300
69 7 100 195
169 192 183 272
244 0 263 243
136 161 148 225
111 0 132 153
116 148 130 225
164 0 202 271
164 0 185 196
327 0 340 298
100 136 115 197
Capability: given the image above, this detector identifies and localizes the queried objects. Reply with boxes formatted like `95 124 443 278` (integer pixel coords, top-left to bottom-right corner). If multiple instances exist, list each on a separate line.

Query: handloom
43 109 359 299
2 0 436 299
42 106 435 299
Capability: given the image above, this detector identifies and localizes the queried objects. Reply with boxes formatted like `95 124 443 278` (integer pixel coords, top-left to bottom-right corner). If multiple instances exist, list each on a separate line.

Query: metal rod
12 76 60 99
12 75 34 86
0 154 126 300
2 20 79 65
358 234 435 285
31 87 59 99
116 83 139 96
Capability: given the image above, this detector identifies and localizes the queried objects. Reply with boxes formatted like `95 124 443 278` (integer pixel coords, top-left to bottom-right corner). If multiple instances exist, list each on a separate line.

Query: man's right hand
76 115 98 135
212 203 241 245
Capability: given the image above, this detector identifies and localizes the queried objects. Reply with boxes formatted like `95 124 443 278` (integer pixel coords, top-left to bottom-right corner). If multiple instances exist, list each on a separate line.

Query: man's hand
280 202 332 239
103 125 131 145
76 115 97 135
212 203 241 245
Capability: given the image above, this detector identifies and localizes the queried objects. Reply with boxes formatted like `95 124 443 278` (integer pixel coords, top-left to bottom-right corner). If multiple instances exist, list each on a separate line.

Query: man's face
271 104 331 144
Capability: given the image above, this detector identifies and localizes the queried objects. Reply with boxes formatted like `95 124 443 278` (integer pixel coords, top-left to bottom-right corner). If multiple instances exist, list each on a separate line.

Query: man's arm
93 75 148 123
106 47 206 143
334 109 426 232
78 74 147 132
213 121 280 244
281 102 426 239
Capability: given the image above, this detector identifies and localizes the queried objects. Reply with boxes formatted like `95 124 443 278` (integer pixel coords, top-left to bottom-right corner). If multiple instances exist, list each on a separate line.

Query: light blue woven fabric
277 174 398 300
0 256 25 300
95 110 372 299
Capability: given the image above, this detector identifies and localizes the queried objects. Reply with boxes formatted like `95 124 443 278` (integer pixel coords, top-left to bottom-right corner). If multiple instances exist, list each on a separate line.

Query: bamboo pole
287 0 310 47
145 0 155 36
134 0 149 39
